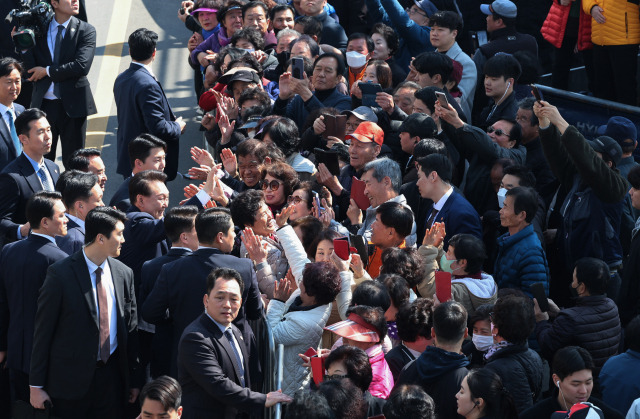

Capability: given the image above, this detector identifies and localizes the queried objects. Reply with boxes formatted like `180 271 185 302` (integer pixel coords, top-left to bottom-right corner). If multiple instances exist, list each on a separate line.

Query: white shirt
44 17 71 100
132 61 157 80
206 313 245 369
433 186 454 212
82 250 118 360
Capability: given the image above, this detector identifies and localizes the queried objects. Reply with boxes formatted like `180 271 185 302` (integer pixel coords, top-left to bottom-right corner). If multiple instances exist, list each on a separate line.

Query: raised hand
276 204 295 228
220 148 238 177
274 277 294 301
190 146 215 167
241 227 268 264
350 253 365 278
434 101 464 129
423 222 446 247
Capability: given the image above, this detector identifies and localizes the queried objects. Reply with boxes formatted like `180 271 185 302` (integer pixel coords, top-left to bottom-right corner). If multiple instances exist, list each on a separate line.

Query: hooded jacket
397 346 469 418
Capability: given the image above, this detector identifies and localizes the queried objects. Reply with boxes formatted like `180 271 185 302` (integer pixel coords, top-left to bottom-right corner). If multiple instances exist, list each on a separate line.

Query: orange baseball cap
346 121 384 146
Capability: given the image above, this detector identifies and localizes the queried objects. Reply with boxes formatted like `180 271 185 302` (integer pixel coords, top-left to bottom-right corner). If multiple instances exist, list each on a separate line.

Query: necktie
95 267 111 363
7 110 20 157
37 166 53 192
425 208 439 229
53 25 64 98
224 329 245 387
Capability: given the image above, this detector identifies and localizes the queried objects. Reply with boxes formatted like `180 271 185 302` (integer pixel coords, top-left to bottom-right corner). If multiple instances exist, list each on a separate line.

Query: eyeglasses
487 126 510 137
287 195 304 204
324 374 348 381
261 179 282 191
405 7 427 18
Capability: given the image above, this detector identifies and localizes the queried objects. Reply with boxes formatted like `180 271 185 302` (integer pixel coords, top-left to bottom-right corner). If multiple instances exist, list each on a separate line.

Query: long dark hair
466 369 518 418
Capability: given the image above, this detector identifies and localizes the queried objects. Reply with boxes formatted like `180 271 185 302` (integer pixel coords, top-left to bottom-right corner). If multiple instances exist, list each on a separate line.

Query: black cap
218 69 261 86
398 113 438 138
588 135 622 166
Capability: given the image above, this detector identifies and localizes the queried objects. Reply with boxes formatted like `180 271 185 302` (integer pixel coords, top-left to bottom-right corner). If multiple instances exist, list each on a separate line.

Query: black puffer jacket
484 343 543 412
535 295 621 376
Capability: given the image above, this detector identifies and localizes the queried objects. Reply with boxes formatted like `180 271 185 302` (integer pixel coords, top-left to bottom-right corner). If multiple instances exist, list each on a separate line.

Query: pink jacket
368 345 394 399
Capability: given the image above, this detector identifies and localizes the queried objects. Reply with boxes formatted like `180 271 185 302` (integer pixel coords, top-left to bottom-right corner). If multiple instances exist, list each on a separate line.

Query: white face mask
472 334 494 352
346 51 367 69
497 187 507 208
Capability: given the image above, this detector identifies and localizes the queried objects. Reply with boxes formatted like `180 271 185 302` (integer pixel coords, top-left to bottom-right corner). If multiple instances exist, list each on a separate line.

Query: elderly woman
261 161 299 215
266 261 342 395
230 190 289 288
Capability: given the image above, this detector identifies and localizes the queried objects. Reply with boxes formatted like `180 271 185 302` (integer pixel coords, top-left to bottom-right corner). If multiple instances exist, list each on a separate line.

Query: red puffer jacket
541 0 593 50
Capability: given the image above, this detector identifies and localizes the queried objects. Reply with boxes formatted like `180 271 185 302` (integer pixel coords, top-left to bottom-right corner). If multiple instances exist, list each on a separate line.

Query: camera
5 0 54 50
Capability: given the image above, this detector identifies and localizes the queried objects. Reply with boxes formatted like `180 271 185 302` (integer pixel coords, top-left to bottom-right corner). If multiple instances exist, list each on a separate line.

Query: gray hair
276 28 301 41
363 158 402 193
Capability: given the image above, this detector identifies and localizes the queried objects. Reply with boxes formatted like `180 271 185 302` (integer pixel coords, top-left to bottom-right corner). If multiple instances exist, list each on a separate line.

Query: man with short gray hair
347 157 417 246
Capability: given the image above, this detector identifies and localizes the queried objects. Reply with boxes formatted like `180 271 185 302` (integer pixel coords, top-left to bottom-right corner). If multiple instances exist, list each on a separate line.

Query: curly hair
492 295 535 345
324 345 373 392
317 379 367 419
378 274 410 310
261 161 299 199
383 385 435 419
301 262 341 305
229 189 265 228
396 298 434 342
230 27 265 51
380 247 421 288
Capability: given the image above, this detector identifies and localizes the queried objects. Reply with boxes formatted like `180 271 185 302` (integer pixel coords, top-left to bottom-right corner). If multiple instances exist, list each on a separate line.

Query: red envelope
351 177 370 210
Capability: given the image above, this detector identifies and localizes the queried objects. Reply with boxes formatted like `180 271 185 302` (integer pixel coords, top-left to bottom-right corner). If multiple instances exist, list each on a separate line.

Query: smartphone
313 191 325 213
304 347 318 357
435 270 452 303
179 172 194 180
333 237 350 260
530 282 549 312
358 82 383 107
530 84 543 104
435 91 449 108
292 57 304 79
311 355 325 386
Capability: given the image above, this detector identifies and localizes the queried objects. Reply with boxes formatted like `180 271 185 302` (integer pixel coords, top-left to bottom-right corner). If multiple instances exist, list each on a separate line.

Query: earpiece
474 401 480 406
556 380 560 388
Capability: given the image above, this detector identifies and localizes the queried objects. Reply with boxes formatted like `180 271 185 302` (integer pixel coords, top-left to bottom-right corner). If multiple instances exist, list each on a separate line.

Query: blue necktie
53 25 64 98
224 329 245 387
7 110 20 157
37 166 53 192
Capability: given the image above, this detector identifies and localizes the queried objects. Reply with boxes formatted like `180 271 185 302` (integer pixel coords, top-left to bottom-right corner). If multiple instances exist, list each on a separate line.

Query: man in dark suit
142 208 263 377
29 206 139 418
109 134 167 212
178 267 291 419
56 171 103 254
114 28 185 181
0 58 25 171
139 205 199 379
416 154 482 250
0 108 60 247
20 0 97 167
0 191 68 405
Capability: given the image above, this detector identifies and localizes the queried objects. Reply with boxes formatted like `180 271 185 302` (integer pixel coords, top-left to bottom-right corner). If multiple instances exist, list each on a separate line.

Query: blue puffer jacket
494 224 550 297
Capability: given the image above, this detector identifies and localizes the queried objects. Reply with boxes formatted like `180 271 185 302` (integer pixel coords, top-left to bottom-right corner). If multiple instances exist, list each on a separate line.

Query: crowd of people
1 0 640 418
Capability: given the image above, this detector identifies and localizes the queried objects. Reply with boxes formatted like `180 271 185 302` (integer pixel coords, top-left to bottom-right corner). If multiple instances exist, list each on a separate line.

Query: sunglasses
287 195 304 204
261 179 282 191
487 126 510 137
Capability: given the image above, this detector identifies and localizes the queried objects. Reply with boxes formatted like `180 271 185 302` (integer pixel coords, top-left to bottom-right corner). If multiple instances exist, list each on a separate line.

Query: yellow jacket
583 0 640 45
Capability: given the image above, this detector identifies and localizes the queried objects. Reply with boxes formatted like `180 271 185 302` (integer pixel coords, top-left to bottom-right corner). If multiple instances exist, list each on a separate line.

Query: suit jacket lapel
45 159 60 185
60 18 78 63
108 258 125 320
0 118 14 157
203 315 243 384
71 252 100 329
17 155 43 193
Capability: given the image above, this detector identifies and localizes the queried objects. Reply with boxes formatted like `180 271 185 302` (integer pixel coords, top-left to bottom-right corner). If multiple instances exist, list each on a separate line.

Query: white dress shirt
82 250 118 360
